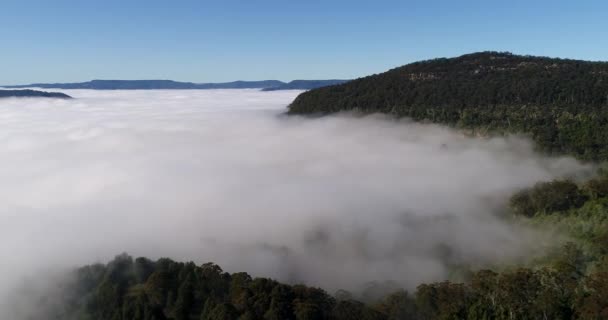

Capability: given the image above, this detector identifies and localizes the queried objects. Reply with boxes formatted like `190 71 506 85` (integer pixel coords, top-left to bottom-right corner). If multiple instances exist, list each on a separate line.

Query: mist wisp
0 89 591 313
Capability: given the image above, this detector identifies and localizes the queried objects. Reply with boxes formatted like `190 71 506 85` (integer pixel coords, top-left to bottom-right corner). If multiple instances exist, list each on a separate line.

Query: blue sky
2 0 607 84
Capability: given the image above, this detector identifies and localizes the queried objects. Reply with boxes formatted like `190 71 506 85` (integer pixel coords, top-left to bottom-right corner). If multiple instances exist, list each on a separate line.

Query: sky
1 0 607 85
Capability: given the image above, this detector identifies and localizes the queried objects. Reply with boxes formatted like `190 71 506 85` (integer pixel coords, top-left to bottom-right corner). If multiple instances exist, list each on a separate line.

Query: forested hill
288 52 608 160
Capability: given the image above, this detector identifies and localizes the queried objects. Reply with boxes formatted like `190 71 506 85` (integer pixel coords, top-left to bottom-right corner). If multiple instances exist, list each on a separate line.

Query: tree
374 290 416 320
468 270 498 319
496 269 542 320
577 259 608 319
264 284 294 320
510 189 536 217
529 180 587 213
583 177 608 199
174 273 195 320
510 179 587 216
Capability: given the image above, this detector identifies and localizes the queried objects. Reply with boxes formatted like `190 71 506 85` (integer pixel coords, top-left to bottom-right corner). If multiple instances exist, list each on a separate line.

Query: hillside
0 89 71 99
288 52 608 160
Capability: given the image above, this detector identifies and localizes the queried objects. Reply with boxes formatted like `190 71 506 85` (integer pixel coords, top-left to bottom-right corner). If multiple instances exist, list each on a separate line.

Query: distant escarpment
3 79 348 91
0 89 71 99
2 80 285 90
288 52 608 160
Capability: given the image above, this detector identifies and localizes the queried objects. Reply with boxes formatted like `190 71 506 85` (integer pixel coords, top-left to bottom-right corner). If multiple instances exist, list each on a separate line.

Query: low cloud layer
0 89 592 312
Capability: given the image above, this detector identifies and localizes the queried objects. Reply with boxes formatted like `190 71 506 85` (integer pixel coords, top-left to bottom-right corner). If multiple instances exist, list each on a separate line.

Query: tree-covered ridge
50 255 387 320
288 52 608 160
27 170 608 320
25 175 608 319
38 246 608 320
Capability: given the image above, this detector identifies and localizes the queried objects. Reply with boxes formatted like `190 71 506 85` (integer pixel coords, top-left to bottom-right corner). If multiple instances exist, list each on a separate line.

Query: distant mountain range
2 79 348 91
262 79 348 91
0 89 72 99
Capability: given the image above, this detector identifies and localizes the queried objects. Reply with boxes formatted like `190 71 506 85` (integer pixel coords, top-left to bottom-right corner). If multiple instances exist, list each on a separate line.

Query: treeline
40 249 607 320
288 52 608 160
54 254 386 320
414 254 608 320
36 175 608 319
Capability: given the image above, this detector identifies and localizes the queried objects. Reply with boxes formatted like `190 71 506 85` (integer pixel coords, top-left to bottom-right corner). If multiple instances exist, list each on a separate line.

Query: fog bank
0 89 591 312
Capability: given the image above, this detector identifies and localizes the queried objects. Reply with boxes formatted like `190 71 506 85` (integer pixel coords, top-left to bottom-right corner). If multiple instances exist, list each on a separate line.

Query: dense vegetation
31 174 608 320
0 89 71 99
288 52 608 160
510 180 588 217
39 246 608 320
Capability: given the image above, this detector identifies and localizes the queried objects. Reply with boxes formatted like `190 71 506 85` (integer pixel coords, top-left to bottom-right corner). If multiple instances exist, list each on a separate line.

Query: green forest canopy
288 52 608 160
29 176 608 319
